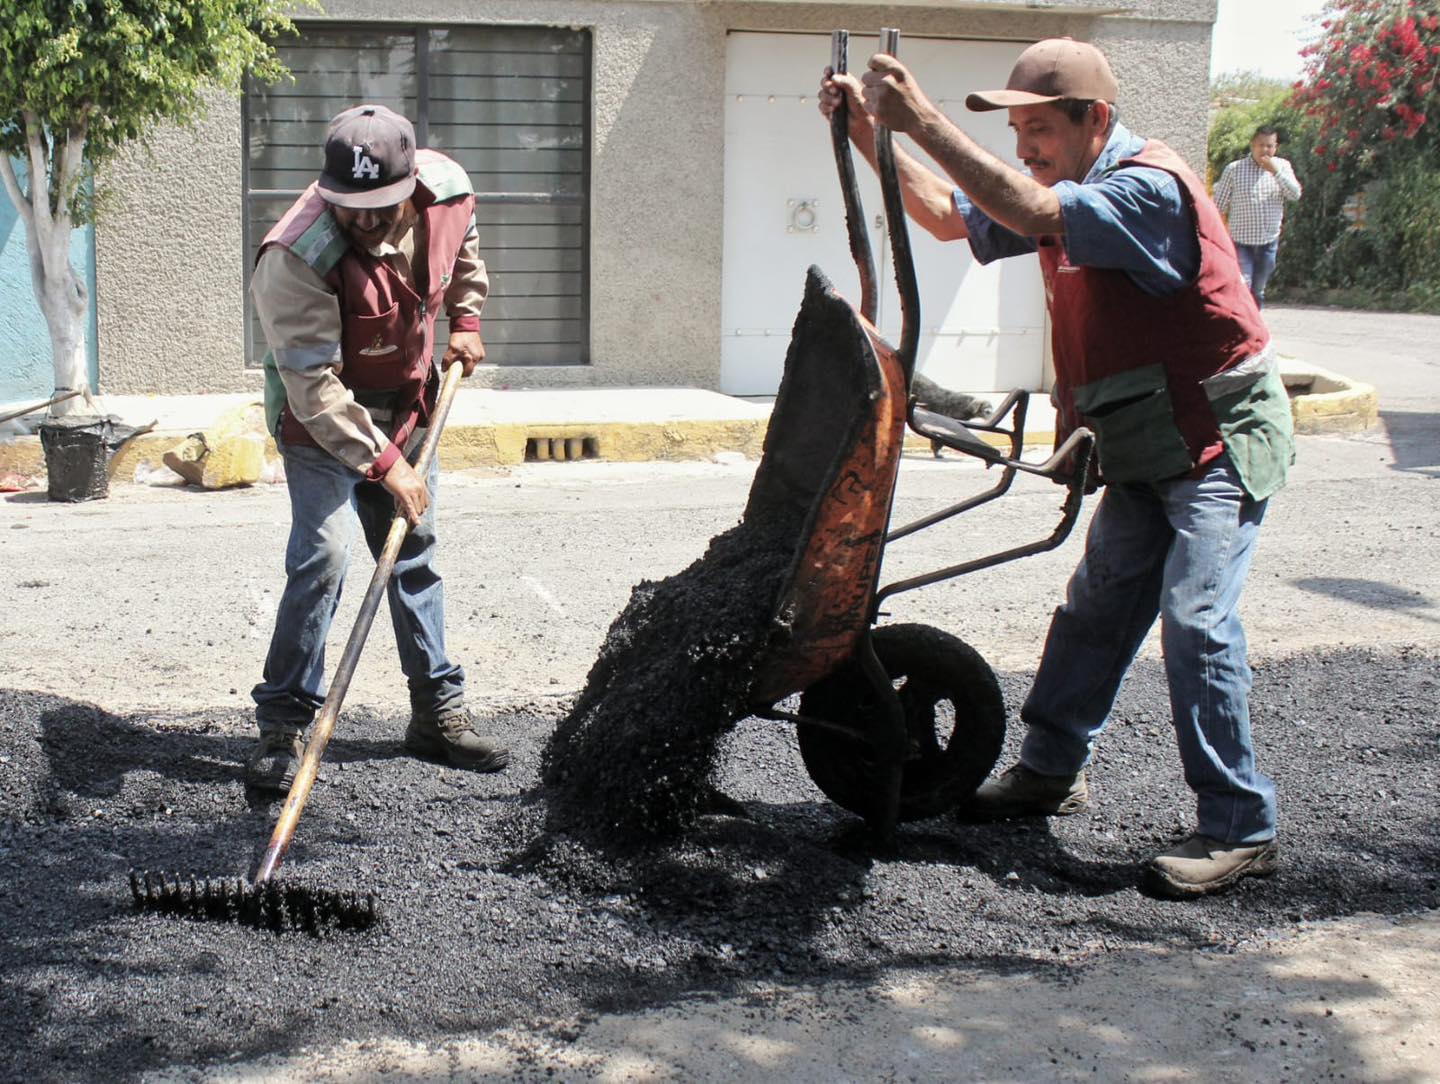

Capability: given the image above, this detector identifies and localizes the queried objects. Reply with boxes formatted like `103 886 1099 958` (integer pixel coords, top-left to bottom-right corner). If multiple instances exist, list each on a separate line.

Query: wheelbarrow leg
855 631 906 851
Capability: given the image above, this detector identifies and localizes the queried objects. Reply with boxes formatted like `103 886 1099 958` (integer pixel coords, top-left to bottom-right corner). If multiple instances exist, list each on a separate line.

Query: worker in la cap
246 104 510 792
820 39 1294 898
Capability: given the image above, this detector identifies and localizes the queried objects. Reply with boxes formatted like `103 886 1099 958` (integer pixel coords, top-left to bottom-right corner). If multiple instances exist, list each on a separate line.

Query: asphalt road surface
1 304 1437 1082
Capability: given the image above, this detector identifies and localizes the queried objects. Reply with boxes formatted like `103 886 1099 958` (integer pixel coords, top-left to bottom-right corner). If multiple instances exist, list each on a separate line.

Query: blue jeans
1018 455 1276 844
1234 239 1279 309
252 438 464 731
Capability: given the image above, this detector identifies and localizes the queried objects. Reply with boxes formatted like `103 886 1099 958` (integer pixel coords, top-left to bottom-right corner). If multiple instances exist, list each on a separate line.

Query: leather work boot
244 726 305 793
956 763 1089 822
405 708 510 772
1145 834 1279 898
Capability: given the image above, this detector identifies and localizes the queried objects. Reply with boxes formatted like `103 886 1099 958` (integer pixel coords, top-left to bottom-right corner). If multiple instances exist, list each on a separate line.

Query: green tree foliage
1208 2 1440 311
1283 0 1440 308
1364 145 1440 306
0 1 302 222
0 1 308 406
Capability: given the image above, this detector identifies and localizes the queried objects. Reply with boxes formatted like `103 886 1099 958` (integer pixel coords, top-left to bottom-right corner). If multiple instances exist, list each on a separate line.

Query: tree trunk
32 224 94 418
1 116 98 418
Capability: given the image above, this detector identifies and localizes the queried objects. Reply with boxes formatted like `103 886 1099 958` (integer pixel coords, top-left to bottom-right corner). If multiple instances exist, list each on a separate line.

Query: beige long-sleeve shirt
252 205 487 474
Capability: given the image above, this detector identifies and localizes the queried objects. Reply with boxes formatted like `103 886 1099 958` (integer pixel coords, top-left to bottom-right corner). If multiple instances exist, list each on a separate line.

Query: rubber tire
796 623 1005 823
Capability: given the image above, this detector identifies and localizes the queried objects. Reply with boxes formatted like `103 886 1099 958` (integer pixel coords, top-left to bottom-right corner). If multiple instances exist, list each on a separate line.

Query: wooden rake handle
0 388 81 425
254 360 467 885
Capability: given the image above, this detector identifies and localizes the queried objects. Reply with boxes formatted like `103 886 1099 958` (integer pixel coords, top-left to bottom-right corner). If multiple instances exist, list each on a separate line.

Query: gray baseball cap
317 104 418 209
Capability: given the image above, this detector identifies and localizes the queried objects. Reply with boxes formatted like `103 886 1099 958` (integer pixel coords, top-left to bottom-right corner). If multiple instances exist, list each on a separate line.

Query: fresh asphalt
0 304 1436 1082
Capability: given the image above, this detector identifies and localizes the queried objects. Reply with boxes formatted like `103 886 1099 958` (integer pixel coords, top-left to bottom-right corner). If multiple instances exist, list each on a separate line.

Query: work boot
405 708 510 772
1145 834 1279 898
244 726 305 793
956 763 1089 822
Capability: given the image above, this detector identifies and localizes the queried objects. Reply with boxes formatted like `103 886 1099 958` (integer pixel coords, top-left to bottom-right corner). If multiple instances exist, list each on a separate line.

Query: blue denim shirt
952 123 1200 298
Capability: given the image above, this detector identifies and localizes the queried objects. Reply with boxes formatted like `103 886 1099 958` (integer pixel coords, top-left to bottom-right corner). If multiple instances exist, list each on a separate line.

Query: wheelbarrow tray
744 265 909 706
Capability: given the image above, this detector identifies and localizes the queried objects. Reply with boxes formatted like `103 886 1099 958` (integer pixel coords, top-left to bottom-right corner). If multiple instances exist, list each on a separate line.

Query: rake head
129 870 378 935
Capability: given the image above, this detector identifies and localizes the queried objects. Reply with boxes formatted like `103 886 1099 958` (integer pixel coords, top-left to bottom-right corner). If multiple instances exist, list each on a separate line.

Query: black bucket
39 416 111 502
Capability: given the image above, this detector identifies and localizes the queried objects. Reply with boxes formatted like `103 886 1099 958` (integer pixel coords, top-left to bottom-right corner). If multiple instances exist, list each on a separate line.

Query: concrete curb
0 418 778 483
0 389 780 485
0 386 1048 487
1280 357 1379 434
0 362 1375 489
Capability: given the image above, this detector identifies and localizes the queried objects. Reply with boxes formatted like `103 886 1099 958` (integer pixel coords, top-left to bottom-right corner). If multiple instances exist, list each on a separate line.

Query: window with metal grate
242 23 591 368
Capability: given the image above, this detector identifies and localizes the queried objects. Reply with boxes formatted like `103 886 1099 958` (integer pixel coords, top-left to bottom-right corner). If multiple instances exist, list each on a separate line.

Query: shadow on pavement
1291 576 1439 623
1380 409 1440 477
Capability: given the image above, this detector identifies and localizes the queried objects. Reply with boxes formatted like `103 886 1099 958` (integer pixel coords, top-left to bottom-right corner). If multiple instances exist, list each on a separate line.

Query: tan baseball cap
966 38 1118 112
317 104 418 209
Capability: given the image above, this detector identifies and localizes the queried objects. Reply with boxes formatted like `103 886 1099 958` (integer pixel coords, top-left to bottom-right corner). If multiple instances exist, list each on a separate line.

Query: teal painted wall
0 160 99 402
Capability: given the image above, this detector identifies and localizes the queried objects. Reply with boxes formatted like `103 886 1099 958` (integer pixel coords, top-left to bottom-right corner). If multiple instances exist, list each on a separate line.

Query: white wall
721 31 1047 396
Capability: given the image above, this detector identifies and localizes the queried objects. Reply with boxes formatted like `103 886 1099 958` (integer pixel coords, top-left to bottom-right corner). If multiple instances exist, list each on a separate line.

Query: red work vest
1038 140 1269 477
259 150 477 470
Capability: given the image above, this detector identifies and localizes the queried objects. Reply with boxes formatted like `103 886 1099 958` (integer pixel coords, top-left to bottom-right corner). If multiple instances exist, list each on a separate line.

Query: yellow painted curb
1280 359 1379 434
901 427 1058 457
0 364 1373 491
0 418 775 487
440 418 769 468
0 439 44 478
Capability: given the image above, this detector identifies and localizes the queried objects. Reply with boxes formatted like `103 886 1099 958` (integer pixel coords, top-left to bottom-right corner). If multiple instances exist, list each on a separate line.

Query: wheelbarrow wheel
796 623 1004 823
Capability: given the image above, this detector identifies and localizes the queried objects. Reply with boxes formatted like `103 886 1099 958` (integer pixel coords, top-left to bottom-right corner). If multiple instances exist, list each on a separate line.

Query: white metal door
720 32 1044 396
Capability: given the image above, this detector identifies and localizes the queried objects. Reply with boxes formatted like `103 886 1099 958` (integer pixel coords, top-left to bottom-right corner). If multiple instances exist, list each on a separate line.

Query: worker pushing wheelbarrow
543 28 1093 847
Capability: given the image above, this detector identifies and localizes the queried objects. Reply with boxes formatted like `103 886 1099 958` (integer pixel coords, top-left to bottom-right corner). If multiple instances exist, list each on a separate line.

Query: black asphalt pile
542 266 875 843
2 646 1438 1082
540 509 802 841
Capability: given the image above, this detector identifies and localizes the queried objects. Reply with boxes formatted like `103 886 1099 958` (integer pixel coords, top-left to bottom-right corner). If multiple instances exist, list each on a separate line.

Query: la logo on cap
318 103 419 209
352 146 381 181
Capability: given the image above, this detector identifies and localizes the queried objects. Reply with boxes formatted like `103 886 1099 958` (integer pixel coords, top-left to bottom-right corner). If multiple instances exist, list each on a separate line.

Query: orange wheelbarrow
743 29 1096 842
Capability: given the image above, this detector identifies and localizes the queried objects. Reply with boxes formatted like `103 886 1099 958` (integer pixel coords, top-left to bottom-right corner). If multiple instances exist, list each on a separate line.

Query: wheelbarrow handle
969 388 1029 432
829 30 878 324
873 27 920 382
1035 426 1097 486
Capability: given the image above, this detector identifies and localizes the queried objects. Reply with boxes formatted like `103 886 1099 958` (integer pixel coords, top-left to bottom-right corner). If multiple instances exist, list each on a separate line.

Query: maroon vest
260 150 476 461
1038 140 1269 473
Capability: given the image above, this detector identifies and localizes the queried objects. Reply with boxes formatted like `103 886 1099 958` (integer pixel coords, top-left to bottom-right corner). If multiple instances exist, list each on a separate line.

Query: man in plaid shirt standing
1213 126 1303 308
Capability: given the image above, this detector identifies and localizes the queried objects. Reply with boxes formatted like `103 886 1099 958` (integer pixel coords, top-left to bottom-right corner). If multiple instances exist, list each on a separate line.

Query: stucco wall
94 98 248 394
92 0 1216 395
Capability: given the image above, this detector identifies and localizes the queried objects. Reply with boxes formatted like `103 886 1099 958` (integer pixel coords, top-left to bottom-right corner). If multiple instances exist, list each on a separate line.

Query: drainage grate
525 436 600 462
